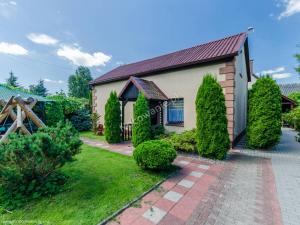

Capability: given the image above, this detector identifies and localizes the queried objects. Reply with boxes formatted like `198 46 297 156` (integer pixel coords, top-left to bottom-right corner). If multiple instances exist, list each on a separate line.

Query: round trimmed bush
133 140 177 170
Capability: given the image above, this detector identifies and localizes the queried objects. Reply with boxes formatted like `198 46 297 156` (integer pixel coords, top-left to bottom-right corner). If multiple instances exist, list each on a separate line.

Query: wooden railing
122 123 132 141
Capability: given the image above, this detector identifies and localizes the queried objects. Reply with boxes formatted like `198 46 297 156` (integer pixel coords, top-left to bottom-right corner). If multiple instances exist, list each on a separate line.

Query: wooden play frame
0 96 45 142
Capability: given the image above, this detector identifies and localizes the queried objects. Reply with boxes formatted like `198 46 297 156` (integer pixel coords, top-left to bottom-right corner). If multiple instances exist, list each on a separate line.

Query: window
167 98 184 124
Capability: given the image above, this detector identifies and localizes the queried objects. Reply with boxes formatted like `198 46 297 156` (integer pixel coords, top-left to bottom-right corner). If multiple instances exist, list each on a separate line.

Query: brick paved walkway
82 133 293 225
81 137 133 155
106 153 282 225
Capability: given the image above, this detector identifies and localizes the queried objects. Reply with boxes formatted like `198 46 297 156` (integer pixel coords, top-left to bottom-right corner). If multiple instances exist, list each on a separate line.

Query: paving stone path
81 137 133 155
82 130 300 225
238 128 300 225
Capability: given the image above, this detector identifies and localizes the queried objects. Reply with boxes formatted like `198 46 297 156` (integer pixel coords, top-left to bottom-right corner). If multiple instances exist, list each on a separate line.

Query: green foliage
70 108 92 131
47 93 89 116
45 101 64 127
195 74 230 160
133 140 177 170
167 129 197 153
0 145 171 224
295 53 300 75
45 93 90 128
29 80 48 97
132 92 151 147
91 112 101 134
282 107 300 131
247 76 282 149
0 122 82 209
68 66 92 99
151 124 165 139
6 71 18 87
288 92 300 105
104 91 121 143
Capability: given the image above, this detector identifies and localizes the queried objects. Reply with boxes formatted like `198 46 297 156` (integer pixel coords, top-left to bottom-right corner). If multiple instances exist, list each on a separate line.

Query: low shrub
168 129 197 153
45 101 64 127
133 140 176 170
151 124 165 139
282 108 300 131
70 108 92 131
0 121 82 209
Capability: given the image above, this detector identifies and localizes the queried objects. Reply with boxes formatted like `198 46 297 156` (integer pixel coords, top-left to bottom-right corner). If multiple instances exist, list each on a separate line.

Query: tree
296 53 300 75
6 71 19 87
104 91 121 143
247 76 282 149
288 92 300 105
195 74 230 160
132 92 151 147
68 66 93 99
29 80 48 97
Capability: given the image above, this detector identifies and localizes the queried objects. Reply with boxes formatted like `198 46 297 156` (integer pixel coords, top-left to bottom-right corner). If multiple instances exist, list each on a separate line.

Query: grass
80 131 106 141
0 145 172 225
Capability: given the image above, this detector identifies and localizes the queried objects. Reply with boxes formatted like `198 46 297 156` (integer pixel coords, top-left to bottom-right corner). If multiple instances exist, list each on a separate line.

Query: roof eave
91 53 237 86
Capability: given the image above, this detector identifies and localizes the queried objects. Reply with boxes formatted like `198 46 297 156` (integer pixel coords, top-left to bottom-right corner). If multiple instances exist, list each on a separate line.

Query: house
279 83 299 112
249 75 297 113
90 32 251 146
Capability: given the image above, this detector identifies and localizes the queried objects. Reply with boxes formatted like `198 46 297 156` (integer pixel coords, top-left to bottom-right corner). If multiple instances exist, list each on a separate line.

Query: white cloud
260 66 285 74
9 1 17 5
278 0 300 19
57 45 111 67
259 66 292 79
272 73 292 79
44 78 65 84
27 33 59 45
0 42 28 55
0 0 17 19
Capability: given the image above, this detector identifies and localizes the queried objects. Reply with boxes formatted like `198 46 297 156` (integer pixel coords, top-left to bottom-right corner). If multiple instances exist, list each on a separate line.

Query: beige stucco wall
234 47 248 138
93 63 226 133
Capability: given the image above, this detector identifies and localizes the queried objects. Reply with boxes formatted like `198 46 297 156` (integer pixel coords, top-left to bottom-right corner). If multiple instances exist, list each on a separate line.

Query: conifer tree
195 74 230 159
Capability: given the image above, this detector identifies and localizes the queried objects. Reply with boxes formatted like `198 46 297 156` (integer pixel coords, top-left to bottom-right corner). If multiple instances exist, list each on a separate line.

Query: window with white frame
167 98 184 124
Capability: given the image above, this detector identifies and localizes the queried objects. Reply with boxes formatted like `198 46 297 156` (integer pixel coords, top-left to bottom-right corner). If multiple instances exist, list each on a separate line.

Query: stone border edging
97 169 179 225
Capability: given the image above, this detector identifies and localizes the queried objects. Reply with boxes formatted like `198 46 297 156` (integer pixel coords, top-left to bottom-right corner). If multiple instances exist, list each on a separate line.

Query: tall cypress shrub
132 92 151 147
247 76 281 149
195 74 230 160
104 91 121 143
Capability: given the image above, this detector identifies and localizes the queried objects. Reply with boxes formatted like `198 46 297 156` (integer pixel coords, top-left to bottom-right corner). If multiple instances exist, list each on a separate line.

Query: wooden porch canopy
118 76 168 135
118 76 168 102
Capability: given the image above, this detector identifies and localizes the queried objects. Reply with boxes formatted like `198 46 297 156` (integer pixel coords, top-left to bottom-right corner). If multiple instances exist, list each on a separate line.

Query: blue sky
0 0 299 93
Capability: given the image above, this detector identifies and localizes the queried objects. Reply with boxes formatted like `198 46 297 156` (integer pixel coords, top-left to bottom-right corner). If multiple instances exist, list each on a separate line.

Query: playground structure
0 96 46 142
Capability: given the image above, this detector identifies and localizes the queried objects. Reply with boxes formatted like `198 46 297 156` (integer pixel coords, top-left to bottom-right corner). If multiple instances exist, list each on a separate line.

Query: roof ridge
116 32 246 69
92 32 248 85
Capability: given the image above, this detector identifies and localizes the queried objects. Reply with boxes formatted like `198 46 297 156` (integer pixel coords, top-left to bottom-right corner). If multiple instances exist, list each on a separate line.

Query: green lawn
80 131 106 141
0 145 171 225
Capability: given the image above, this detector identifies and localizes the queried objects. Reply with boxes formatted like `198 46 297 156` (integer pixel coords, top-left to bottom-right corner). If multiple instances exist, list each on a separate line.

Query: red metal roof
91 32 247 85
